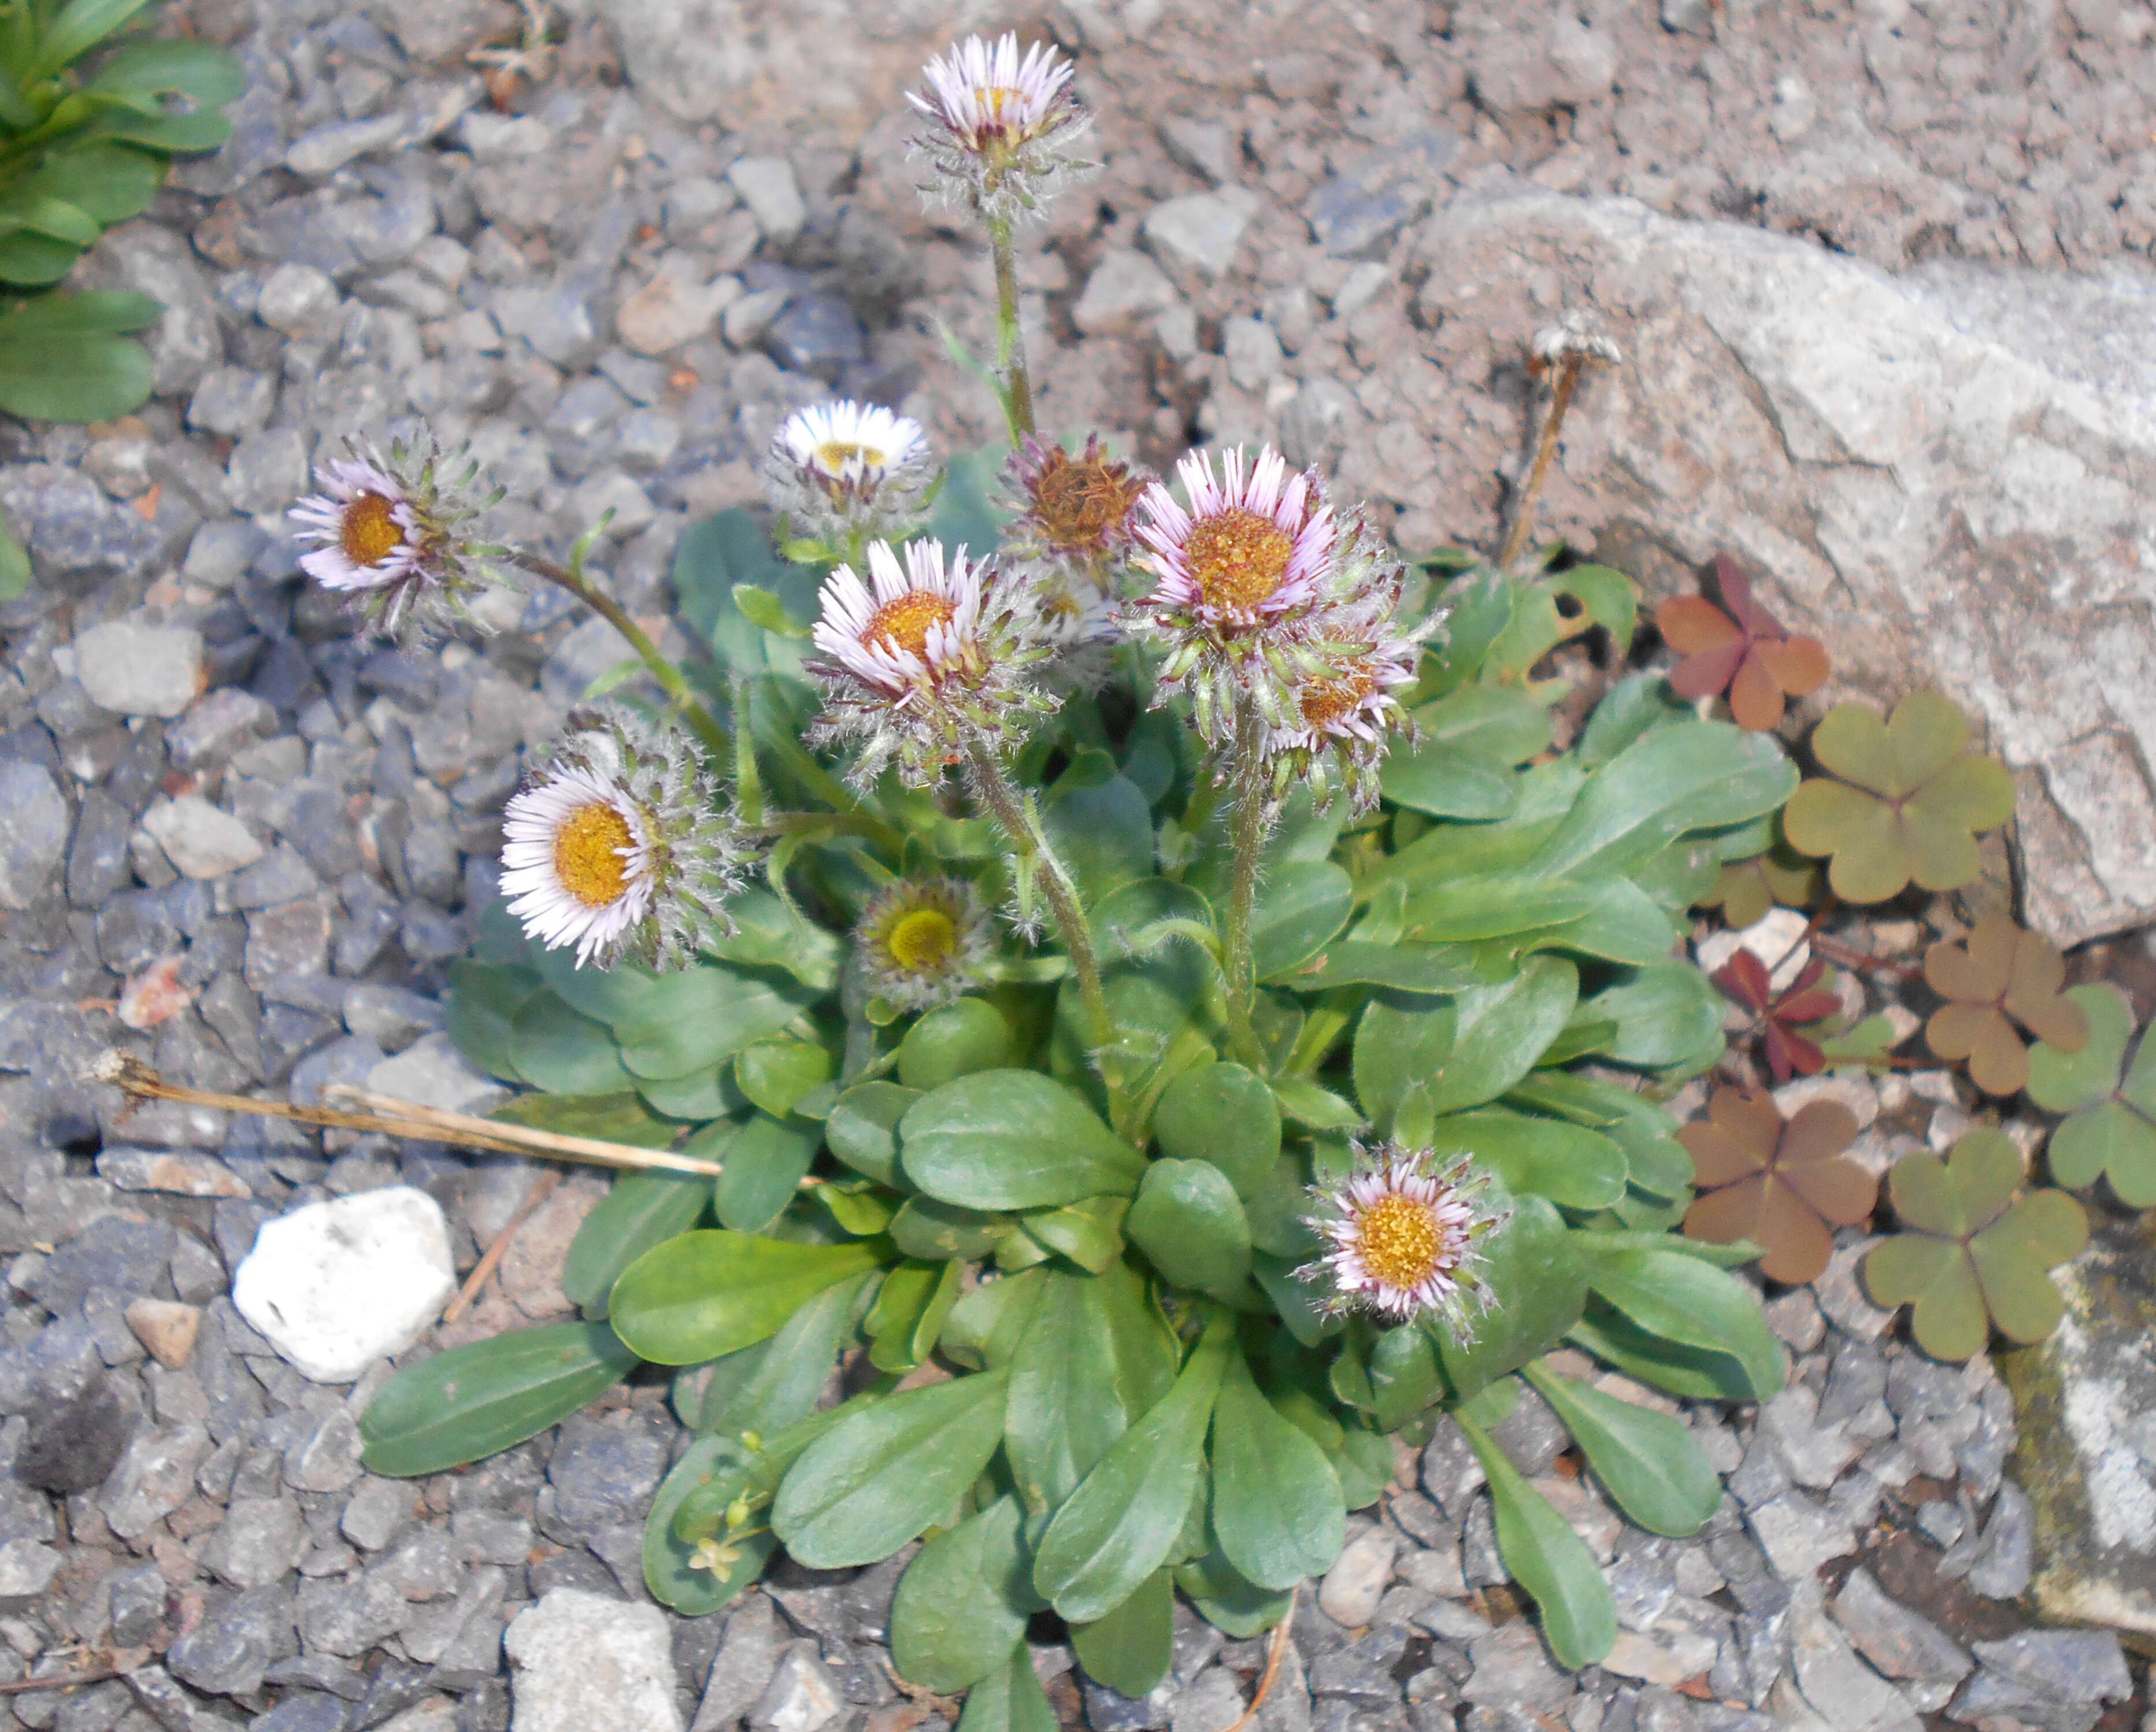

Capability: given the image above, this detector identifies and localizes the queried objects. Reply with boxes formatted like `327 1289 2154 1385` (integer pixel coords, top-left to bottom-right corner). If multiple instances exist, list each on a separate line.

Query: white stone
72 620 205 718
1694 905 1812 989
1073 248 1179 336
727 156 805 244
1317 1526 1396 1626
0 1539 58 1606
749 1644 842 1732
1602 1627 1718 1687
1143 190 1255 279
617 264 741 356
139 796 265 880
506 1589 682 1732
232 1188 457 1383
368 1031 512 1116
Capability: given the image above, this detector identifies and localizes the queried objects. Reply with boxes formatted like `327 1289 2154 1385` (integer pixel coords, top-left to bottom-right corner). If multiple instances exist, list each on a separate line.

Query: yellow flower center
814 439 884 476
553 801 635 908
865 590 957 660
1184 508 1293 613
886 908 959 972
340 492 407 567
1299 665 1379 730
1355 1193 1446 1292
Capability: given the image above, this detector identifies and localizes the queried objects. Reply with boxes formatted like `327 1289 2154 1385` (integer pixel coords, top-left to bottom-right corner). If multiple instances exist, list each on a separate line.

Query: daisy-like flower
290 435 503 645
1266 636 1420 813
807 538 1055 788
1003 434 1150 566
855 875 994 1012
1297 1143 1508 1334
499 706 753 972
763 400 934 540
1125 445 1339 741
908 32 1094 225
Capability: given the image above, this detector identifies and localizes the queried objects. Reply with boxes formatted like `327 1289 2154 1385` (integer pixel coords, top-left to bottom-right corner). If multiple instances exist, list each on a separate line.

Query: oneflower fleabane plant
1265 633 1420 814
763 399 935 546
290 435 505 645
1002 433 1150 690
1300 1142 1507 1334
499 705 755 971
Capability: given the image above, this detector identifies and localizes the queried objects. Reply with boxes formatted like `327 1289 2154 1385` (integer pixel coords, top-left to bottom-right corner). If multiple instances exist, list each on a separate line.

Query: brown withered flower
1003 434 1150 564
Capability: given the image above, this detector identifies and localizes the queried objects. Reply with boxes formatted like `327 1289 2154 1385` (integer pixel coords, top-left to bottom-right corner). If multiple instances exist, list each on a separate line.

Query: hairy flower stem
966 743 1128 1127
1497 354 1583 572
986 213 1036 442
1220 695 1273 1071
514 552 731 761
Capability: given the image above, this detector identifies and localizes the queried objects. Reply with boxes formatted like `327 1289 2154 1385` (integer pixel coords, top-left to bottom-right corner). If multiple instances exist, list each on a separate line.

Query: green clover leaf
1862 1129 2087 1361
2028 983 2156 1206
1782 693 2014 904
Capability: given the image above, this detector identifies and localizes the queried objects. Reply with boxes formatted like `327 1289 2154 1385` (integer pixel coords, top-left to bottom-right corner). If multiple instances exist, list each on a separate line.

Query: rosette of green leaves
362 484 1795 1694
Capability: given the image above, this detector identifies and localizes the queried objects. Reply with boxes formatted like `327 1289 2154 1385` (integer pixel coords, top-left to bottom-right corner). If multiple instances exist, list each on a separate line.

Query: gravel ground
1 2 2151 1730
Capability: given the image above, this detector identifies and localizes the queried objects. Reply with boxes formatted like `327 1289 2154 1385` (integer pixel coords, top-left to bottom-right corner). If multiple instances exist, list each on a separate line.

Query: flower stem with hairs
514 551 731 761
1219 693 1273 1069
965 741 1129 1129
986 212 1036 442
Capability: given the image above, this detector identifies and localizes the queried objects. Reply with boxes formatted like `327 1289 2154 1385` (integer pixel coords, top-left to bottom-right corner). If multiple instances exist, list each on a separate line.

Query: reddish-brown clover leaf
1657 554 1829 732
1862 1130 2088 1361
1782 693 2016 904
1679 1086 1877 1284
1713 950 1842 1082
1922 911 2088 1097
1695 845 1820 929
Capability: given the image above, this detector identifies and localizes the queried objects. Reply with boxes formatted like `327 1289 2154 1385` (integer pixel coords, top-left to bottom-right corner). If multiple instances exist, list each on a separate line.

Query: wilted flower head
1298 1143 1506 1333
290 435 503 645
1266 636 1420 813
499 705 753 972
1003 434 1149 565
908 32 1092 225
1124 445 1339 741
764 400 933 539
807 538 1054 787
855 875 993 1012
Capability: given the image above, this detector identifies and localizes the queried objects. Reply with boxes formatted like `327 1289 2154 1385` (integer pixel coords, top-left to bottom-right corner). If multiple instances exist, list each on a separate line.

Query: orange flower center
553 801 635 908
1184 507 1292 613
1355 1194 1446 1291
339 493 407 567
886 908 959 972
865 591 957 660
1299 667 1380 730
1032 451 1139 552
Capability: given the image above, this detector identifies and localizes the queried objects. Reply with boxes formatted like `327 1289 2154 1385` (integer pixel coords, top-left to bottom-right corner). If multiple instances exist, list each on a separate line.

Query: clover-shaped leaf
1782 693 2016 904
1679 1087 1877 1283
1695 844 1818 930
1658 555 1829 731
1862 1130 2088 1361
1922 912 2088 1097
2027 982 2156 1206
1713 950 1840 1082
